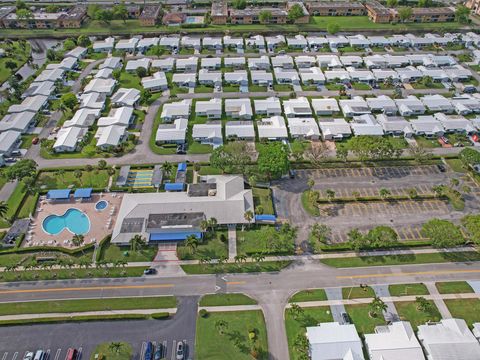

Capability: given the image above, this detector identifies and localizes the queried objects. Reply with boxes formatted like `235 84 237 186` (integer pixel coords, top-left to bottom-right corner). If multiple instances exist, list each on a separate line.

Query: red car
32 137 39 145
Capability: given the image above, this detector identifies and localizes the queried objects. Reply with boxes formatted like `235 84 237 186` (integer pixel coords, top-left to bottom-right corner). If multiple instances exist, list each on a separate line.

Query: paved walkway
0 181 17 202
372 284 399 322
467 280 480 293
228 225 237 259
420 282 451 319
199 305 261 312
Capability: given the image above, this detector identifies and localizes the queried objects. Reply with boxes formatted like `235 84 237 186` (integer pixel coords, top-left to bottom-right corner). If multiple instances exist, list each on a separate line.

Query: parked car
23 352 34 360
32 137 39 145
65 348 78 360
176 341 184 360
341 312 351 324
437 164 447 173
154 345 163 360
440 136 449 144
176 144 186 155
33 350 45 360
144 268 157 275
144 342 154 360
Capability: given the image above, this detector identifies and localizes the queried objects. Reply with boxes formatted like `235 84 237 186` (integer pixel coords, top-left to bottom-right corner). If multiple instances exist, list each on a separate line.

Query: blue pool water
185 16 197 24
42 208 91 235
95 200 108 211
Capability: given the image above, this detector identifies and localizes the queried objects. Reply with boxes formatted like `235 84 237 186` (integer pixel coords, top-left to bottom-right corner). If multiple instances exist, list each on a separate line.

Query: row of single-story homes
0 46 88 158
52 55 140 152
91 32 480 54
307 319 480 360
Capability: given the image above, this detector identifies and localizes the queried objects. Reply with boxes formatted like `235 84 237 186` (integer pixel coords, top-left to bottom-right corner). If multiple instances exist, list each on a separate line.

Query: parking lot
0 348 83 360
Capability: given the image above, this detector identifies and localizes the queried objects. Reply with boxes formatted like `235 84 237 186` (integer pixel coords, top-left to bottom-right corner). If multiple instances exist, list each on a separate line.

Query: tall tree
5 159 37 181
369 296 387 317
455 5 470 24
184 235 199 254
257 143 290 180
398 7 413 22
287 3 304 22
113 4 129 23
0 202 8 220
209 142 252 174
129 234 146 252
259 10 272 24
421 219 464 248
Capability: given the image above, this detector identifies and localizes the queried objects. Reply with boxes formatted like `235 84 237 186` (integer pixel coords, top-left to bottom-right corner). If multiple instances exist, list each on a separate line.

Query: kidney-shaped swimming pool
42 208 91 235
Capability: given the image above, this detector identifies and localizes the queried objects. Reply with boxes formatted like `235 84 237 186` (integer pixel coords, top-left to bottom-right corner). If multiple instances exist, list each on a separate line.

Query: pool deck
26 193 123 248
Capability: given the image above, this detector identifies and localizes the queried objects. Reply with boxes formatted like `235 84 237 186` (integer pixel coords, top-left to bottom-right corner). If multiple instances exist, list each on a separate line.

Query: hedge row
319 239 434 252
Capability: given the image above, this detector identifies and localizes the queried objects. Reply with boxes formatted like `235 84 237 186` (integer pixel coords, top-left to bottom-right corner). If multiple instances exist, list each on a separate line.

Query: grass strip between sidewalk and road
0 296 176 316
181 261 292 274
321 251 480 268
0 313 170 327
199 293 258 306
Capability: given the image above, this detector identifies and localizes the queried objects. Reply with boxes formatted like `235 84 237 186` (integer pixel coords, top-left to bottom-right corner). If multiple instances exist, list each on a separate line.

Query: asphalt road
0 296 198 360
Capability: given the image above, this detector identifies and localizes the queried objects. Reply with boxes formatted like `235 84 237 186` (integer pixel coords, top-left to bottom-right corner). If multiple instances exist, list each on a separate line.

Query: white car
176 341 184 360
23 352 34 360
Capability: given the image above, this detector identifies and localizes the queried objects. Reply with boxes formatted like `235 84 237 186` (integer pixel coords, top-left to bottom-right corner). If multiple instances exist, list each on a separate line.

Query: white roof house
367 36 393 46
327 35 350 48
295 56 317 68
325 70 351 82
366 95 398 115
94 68 113 79
137 37 159 50
159 36 180 49
192 121 223 147
444 65 472 82
311 98 340 115
181 36 201 49
34 68 65 84
100 57 122 70
417 319 480 360
318 118 352 141
473 323 480 340
95 125 127 148
63 108 101 128
8 95 48 114
83 78 116 95
287 117 320 140
299 67 325 85
176 57 198 72
155 117 188 144
151 58 175 72
265 35 286 49
364 322 425 360
225 98 253 119
203 37 223 49
111 88 141 107
172 73 196 87
161 99 192 122
53 126 86 152
364 55 389 69
225 121 255 140
97 106 134 128
274 68 300 85
65 46 87 59
115 38 139 51
306 36 329 48
283 97 312 118
317 55 342 69
286 34 307 48
52 57 78 71
271 55 294 69
224 57 246 68
384 55 409 68
79 92 106 110
257 116 288 140
347 67 375 83
0 130 21 155
250 70 273 85
396 96 427 116
125 58 151 72
307 322 364 360
248 56 271 70
340 56 363 68
224 35 244 49
417 66 449 82
376 114 413 137
93 37 115 52
348 34 371 48
201 57 221 70
350 114 384 136
22 81 56 98
198 69 222 85
195 98 222 119
339 96 371 118
451 95 480 115
0 111 36 134
396 66 424 83
434 113 476 134
372 69 400 82
224 70 248 85
410 116 444 137
246 35 265 48
254 97 282 115
421 95 454 113
142 71 168 91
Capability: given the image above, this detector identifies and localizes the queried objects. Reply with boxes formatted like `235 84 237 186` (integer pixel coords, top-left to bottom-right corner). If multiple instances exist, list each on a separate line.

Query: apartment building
1 5 87 29
139 5 161 26
306 1 366 16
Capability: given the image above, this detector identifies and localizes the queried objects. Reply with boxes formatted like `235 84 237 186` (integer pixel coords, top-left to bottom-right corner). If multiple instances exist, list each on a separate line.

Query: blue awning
177 162 187 171
164 183 184 191
149 232 202 241
46 189 71 200
255 214 276 222
74 188 92 198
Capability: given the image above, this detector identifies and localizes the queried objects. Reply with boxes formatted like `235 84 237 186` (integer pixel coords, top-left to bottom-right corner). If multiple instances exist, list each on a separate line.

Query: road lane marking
0 284 175 295
226 281 246 285
337 268 480 279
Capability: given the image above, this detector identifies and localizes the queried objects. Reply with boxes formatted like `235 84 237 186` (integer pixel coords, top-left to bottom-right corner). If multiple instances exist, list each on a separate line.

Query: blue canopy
255 214 276 222
177 162 187 171
74 188 92 198
164 183 184 191
150 232 202 241
46 189 71 200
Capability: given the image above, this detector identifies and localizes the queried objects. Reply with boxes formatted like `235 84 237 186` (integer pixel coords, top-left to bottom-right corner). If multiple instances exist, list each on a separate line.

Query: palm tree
307 178 315 190
325 189 335 201
161 161 173 177
214 319 229 335
208 217 218 231
244 210 254 227
0 201 8 220
379 188 391 199
71 234 84 248
108 342 123 353
129 235 146 252
415 296 433 313
185 235 199 255
369 296 387 318
252 253 265 264
200 220 210 233
289 303 304 320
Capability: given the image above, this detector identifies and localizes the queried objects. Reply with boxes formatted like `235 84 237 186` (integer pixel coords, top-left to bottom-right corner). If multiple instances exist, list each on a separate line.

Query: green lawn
273 84 293 92
301 191 320 217
196 310 268 360
321 252 480 268
199 293 257 306
342 286 375 299
0 182 28 226
0 247 93 267
414 136 441 148
20 134 36 149
0 41 31 84
252 187 274 215
445 299 480 326
388 283 429 297
0 296 176 316
17 193 39 219
446 158 466 173
351 82 371 90
435 281 474 294
90 342 132 360
181 261 291 274
198 165 223 175
236 226 295 255
289 289 327 303
188 141 213 154
249 85 267 92
285 306 333 360
99 243 158 263
395 301 441 330
119 71 142 90
345 304 385 335
195 85 214 93
36 169 111 189
411 82 445 90
177 231 228 260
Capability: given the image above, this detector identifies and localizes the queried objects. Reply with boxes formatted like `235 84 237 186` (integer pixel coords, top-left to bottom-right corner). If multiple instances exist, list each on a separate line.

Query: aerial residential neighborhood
3 0 480 359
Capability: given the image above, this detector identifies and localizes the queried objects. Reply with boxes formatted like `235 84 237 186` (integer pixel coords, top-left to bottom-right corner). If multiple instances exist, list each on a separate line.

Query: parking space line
162 340 167 358
54 349 61 360
171 341 177 360
1 352 7 360
11 353 17 360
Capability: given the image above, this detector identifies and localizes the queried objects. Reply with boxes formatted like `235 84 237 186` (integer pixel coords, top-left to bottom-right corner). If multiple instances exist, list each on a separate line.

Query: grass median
0 296 176 316
321 251 480 268
181 261 291 274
